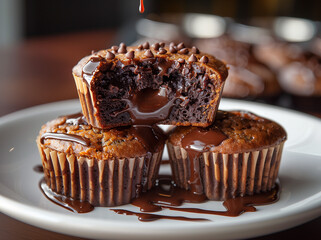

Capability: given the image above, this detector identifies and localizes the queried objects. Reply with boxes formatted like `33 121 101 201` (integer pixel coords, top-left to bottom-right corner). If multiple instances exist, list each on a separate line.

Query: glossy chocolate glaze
129 125 166 153
180 128 227 194
121 88 178 125
64 112 87 125
111 209 208 222
40 178 94 213
40 132 90 147
82 57 103 84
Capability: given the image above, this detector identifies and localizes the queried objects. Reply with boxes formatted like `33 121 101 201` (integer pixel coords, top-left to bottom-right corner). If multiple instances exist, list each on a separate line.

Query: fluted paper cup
38 145 163 206
167 141 285 200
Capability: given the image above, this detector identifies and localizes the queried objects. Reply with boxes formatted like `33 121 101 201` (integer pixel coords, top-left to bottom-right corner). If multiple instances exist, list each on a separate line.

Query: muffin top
72 41 228 85
37 113 166 159
168 111 287 154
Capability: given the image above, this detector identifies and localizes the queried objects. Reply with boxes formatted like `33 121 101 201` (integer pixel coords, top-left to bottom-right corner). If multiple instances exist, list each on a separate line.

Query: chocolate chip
200 56 209 63
158 48 167 54
174 61 180 69
178 58 185 64
177 42 185 50
126 50 135 59
188 54 197 62
159 42 165 48
144 49 154 58
178 48 189 54
137 44 143 51
152 42 160 50
143 41 150 49
106 51 115 60
169 46 177 53
191 46 200 54
182 67 190 75
118 43 127 53
111 45 119 52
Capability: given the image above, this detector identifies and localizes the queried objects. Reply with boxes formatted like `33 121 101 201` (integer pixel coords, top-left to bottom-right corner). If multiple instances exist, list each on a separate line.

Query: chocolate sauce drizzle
39 174 279 221
181 128 228 194
40 132 90 147
111 209 208 222
39 178 94 213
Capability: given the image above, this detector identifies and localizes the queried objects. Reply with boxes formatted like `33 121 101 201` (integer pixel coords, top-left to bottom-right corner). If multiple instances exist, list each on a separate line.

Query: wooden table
0 31 321 240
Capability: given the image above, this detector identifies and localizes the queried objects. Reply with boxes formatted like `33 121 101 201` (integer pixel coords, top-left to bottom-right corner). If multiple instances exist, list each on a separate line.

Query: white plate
1 99 321 240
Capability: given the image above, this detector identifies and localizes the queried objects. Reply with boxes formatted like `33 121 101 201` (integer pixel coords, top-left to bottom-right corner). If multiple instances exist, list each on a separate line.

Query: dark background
22 0 321 38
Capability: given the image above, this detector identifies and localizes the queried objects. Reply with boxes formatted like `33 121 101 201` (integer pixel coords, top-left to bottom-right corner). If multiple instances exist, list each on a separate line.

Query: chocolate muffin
195 36 281 100
253 40 303 71
167 111 287 200
72 42 228 129
37 113 166 207
278 53 321 112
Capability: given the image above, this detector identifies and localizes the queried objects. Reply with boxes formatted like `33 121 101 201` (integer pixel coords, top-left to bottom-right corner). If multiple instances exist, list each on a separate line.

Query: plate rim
1 99 321 240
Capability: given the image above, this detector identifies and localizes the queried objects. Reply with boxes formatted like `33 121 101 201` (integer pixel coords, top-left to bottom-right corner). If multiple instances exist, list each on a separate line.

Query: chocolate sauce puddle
39 178 94 213
161 185 279 217
111 209 208 222
39 174 279 221
40 132 90 146
181 128 228 194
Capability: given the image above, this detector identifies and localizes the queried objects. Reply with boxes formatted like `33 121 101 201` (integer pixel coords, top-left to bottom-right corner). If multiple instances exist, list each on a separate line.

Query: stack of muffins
37 41 287 207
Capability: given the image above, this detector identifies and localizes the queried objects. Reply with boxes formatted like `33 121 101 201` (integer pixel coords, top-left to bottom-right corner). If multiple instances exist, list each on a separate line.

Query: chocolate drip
131 175 207 212
111 209 208 222
33 164 43 173
82 57 103 84
181 128 228 194
128 125 166 153
139 0 144 13
39 178 94 213
64 112 87 125
40 132 90 146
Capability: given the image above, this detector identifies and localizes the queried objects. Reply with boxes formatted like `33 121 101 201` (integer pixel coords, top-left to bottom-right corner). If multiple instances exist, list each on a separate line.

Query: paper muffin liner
167 141 285 200
73 74 101 128
37 144 163 206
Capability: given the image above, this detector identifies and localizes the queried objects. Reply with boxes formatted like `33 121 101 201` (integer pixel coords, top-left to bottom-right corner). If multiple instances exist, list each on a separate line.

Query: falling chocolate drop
139 0 144 13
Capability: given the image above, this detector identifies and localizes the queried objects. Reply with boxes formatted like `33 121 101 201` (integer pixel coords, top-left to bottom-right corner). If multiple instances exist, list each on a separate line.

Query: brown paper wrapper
37 144 163 206
167 141 285 200
73 73 101 128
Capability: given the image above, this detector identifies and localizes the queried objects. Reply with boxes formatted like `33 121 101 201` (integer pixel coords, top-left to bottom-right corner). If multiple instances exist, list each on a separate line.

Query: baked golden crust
168 110 287 154
37 115 166 159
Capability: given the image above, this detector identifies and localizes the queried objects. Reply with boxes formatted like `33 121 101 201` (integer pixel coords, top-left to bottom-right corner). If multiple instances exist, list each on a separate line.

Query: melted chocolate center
121 88 177 125
180 128 228 194
40 132 90 147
